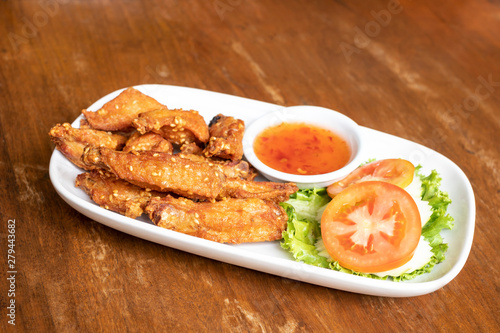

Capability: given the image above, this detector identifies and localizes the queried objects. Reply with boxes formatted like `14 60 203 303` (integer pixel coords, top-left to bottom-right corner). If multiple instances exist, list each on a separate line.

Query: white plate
49 84 475 297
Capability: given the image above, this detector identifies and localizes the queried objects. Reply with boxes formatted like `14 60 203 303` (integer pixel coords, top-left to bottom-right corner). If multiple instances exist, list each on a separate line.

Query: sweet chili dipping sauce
253 122 351 175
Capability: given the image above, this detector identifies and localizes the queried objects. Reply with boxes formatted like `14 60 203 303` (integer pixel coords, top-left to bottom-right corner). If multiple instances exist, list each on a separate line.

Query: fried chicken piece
179 142 203 155
177 153 257 180
145 196 288 244
219 178 298 203
75 170 166 218
82 87 167 131
123 132 173 154
49 123 127 170
79 117 92 129
81 147 225 201
81 147 297 202
203 114 245 161
132 109 209 145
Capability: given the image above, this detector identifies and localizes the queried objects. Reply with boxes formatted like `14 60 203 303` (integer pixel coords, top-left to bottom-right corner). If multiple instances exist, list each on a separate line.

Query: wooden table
1 0 498 331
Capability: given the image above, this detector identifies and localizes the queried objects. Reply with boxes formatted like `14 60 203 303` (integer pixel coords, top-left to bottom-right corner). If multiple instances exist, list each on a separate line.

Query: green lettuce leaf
286 188 331 222
417 167 454 265
280 189 331 268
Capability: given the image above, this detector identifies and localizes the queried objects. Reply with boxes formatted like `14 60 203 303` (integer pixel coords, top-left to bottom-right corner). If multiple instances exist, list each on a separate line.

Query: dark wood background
1 0 498 331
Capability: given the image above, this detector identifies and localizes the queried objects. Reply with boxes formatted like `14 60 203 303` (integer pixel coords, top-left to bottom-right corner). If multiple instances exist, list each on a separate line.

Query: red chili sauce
253 122 351 175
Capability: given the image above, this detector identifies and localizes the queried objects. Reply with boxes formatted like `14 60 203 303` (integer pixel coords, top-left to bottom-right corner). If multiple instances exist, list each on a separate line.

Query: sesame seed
129 166 133 171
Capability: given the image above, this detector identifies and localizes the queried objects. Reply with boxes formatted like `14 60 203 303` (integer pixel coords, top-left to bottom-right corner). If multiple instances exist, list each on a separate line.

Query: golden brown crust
123 132 173 154
176 153 257 180
79 117 92 129
49 123 127 170
80 147 296 203
219 178 298 203
179 142 203 155
203 114 245 161
81 147 225 200
75 170 166 218
82 87 167 131
145 196 288 244
132 108 209 144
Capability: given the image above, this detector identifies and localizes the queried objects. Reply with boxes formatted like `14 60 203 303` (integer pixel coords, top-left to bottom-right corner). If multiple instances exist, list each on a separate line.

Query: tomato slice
321 181 421 273
327 159 415 197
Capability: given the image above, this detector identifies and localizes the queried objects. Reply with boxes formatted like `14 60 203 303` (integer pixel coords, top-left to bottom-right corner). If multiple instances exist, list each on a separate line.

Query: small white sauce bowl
243 106 365 189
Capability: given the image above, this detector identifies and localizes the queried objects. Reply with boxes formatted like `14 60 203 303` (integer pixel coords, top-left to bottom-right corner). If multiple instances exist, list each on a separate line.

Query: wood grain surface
1 0 499 332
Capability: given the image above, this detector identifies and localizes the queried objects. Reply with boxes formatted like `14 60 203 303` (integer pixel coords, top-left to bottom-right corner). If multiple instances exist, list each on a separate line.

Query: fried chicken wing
81 147 297 202
123 132 173 154
132 109 209 145
76 170 166 218
203 114 245 161
219 178 298 203
49 123 127 170
145 196 288 244
81 147 225 200
82 87 167 131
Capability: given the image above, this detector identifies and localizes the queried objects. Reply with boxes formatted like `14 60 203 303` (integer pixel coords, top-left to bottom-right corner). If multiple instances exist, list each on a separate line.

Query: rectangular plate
49 84 475 297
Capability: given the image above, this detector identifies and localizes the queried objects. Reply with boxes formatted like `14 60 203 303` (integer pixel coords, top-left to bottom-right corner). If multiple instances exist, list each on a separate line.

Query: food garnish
326 159 415 197
281 160 454 281
321 181 421 273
